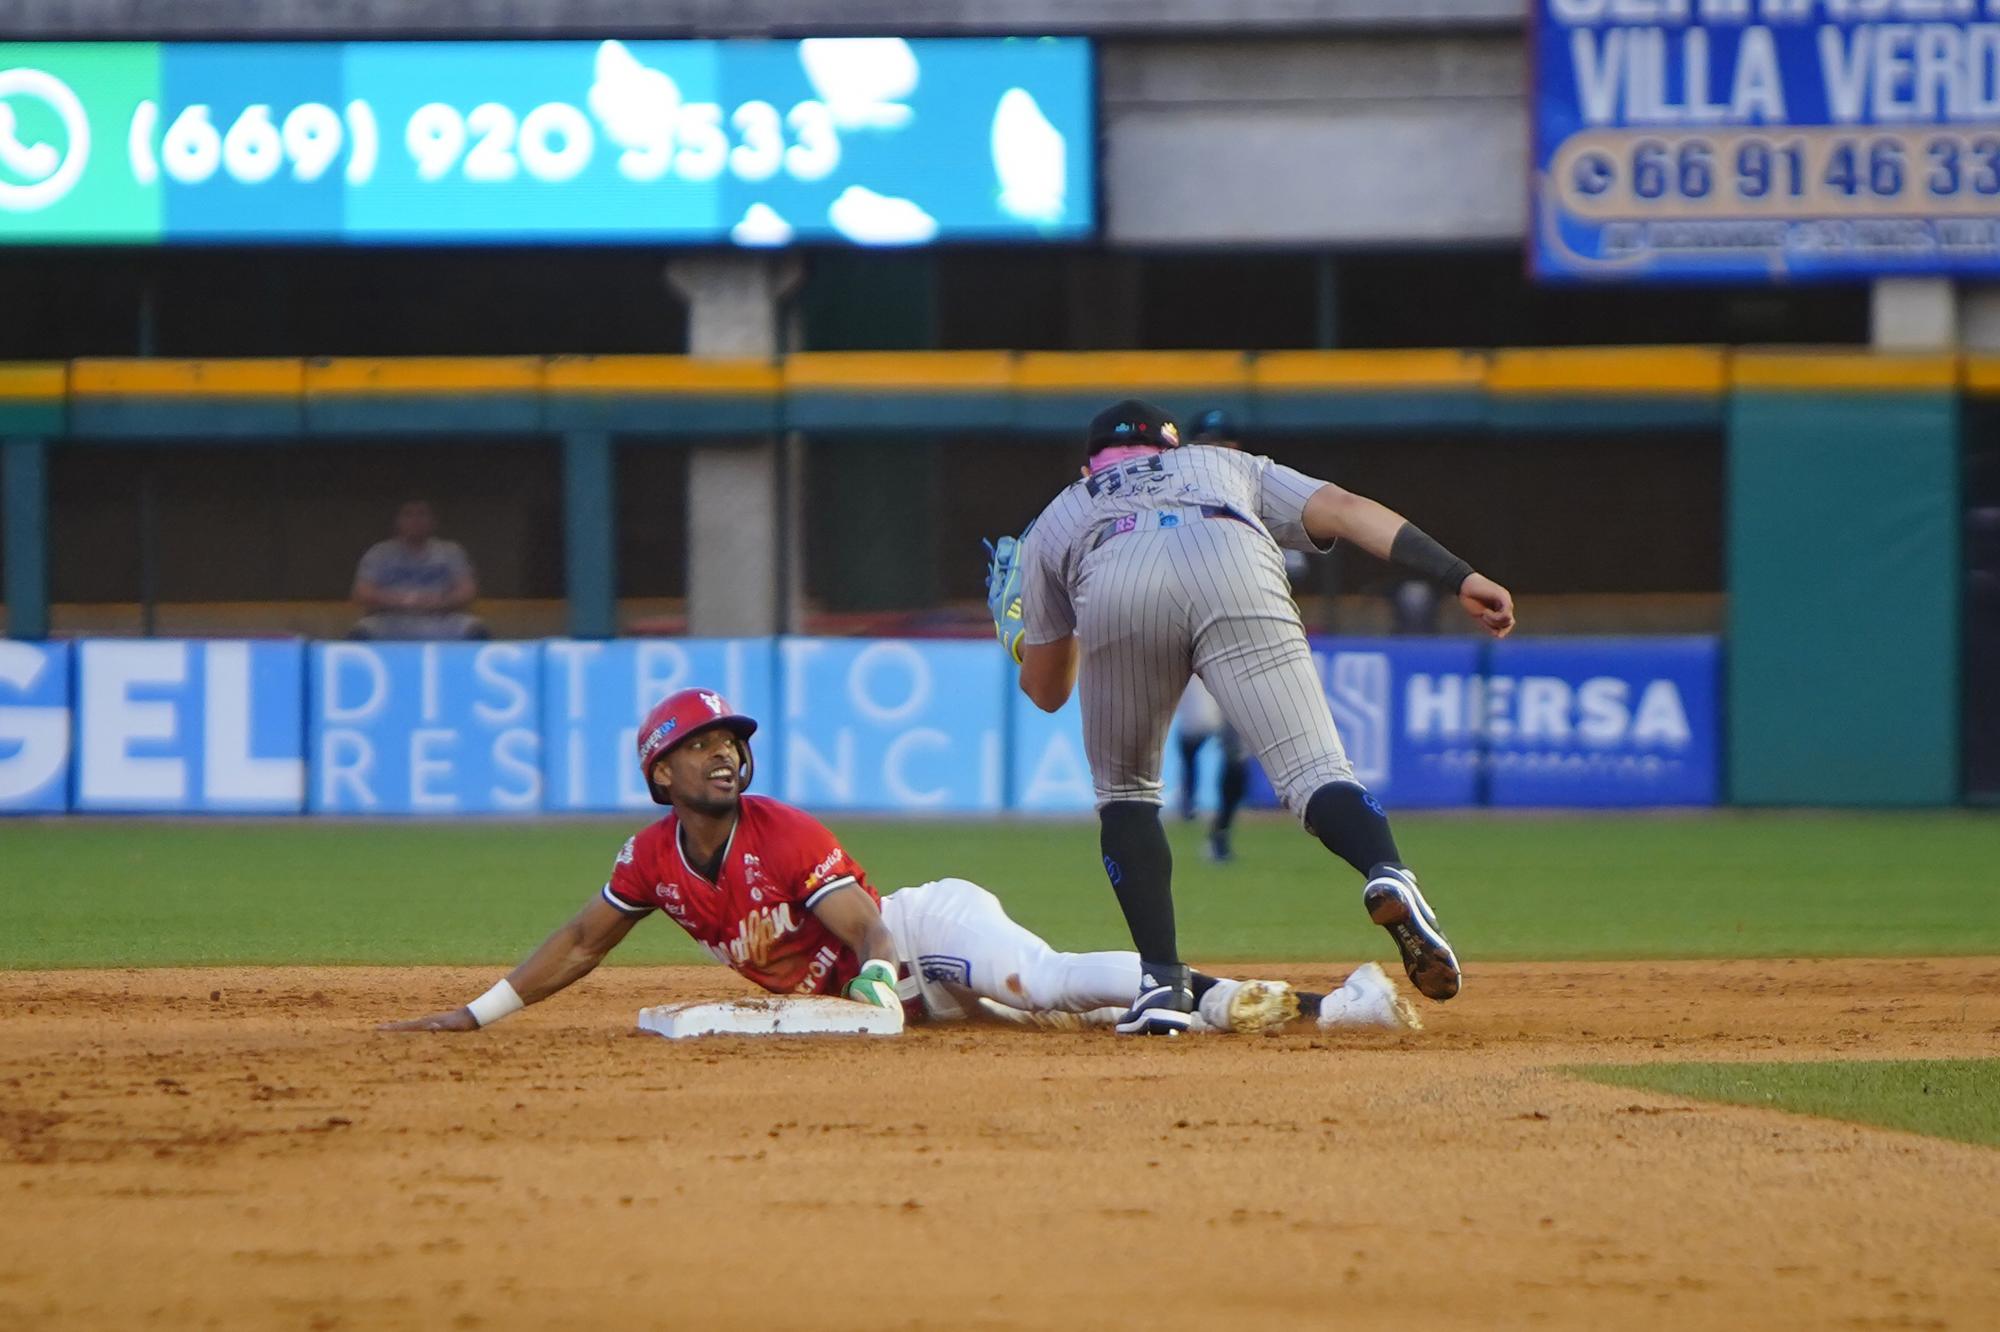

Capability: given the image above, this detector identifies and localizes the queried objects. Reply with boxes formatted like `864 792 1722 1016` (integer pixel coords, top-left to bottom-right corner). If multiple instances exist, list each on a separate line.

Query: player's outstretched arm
1301 483 1516 638
808 884 903 1009
379 894 642 1032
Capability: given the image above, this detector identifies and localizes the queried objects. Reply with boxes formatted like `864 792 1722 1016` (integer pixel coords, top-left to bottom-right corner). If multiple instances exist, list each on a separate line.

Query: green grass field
1 809 1995 968
1571 1059 2000 1148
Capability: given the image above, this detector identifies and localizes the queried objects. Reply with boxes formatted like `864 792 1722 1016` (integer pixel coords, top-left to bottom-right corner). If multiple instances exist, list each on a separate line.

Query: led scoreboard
1533 1 2000 280
0 38 1093 246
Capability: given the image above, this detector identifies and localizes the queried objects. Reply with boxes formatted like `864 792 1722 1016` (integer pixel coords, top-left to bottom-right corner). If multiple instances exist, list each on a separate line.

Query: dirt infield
3 959 1998 1331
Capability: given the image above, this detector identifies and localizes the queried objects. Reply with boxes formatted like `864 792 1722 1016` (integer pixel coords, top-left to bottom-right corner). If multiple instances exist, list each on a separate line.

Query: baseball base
636 996 905 1039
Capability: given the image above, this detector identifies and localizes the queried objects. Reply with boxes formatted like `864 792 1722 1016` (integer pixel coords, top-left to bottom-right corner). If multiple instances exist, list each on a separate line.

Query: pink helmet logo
700 691 725 715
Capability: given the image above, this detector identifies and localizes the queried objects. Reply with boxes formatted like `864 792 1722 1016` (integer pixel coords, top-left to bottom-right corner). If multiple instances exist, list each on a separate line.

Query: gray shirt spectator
350 500 487 641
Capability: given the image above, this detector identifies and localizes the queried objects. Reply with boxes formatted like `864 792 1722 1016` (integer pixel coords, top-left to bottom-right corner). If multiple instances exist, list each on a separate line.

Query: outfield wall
0 635 1719 816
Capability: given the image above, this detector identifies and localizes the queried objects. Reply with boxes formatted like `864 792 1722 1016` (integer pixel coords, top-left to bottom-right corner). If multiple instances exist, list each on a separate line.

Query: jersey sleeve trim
802 875 859 911
600 883 654 917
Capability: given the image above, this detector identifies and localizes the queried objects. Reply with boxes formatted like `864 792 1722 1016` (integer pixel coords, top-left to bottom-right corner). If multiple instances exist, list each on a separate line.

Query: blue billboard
542 638 777 813
1534 5 2000 279
1484 637 1721 807
10 634 1723 814
1239 637 1720 811
0 38 1094 245
0 641 70 813
71 639 305 813
308 642 540 814
779 638 1005 813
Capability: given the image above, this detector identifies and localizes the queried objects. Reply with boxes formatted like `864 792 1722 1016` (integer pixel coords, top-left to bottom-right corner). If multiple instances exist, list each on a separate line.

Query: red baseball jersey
600 795 880 997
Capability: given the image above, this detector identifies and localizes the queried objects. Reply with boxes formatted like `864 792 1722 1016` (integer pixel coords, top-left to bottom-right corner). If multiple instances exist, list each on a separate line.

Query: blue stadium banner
0 640 71 813
308 642 540 814
1533 4 2000 280
72 639 305 813
541 638 777 813
1243 638 1486 811
1008 691 1096 813
0 38 1094 246
779 638 1005 813
1484 637 1721 807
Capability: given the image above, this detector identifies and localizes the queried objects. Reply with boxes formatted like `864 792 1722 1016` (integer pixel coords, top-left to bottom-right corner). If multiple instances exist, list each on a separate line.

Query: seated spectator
349 500 487 641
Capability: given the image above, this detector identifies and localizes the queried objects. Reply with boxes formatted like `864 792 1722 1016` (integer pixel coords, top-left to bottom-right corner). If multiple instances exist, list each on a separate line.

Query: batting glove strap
846 959 901 1009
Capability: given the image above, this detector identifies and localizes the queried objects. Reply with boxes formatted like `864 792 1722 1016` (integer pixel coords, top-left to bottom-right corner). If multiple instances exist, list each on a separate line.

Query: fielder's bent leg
1193 595 1462 1003
1302 780 1402 875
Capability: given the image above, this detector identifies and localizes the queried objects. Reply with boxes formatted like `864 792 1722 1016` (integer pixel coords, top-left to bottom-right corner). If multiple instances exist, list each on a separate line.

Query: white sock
1197 979 1241 1030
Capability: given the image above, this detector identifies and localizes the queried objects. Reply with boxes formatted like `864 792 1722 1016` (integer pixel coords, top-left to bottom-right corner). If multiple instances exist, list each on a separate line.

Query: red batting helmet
635 688 759 806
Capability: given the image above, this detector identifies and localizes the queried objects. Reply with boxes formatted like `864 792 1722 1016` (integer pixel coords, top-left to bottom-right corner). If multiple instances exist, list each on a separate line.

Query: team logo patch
1161 423 1179 446
700 691 725 715
918 955 972 986
657 880 688 921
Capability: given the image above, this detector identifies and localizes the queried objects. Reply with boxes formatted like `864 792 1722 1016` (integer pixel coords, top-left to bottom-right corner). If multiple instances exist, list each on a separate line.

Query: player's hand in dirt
377 1008 479 1033
1458 573 1516 638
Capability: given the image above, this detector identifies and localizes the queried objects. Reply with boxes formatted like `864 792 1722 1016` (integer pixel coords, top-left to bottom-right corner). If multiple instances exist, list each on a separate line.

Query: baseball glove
982 534 1027 663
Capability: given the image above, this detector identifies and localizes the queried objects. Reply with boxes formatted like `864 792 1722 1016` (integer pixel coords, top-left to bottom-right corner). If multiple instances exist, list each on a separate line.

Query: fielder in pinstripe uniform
984 400 1516 1035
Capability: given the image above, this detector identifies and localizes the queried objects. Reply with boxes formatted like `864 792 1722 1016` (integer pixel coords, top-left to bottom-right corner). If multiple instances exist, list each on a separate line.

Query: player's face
653 728 745 816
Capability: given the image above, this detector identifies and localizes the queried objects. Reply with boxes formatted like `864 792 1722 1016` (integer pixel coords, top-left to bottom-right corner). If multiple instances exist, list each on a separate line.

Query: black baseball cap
1190 408 1237 444
1085 398 1180 458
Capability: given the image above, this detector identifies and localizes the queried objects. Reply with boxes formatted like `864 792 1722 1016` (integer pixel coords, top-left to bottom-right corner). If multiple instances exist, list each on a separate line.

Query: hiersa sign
1534 2 2000 280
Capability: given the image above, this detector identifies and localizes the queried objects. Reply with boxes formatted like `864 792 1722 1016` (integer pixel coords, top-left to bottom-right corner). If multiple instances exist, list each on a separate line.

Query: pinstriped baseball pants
1073 517 1354 818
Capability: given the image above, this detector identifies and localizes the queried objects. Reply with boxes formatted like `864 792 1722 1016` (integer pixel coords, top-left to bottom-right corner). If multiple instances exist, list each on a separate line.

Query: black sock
1099 801 1178 967
1139 961 1192 1008
1303 781 1403 878
1215 758 1247 833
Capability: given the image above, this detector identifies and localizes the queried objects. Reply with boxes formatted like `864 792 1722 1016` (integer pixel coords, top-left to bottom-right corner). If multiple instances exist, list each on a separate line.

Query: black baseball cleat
1362 867 1461 1001
1115 969 1195 1036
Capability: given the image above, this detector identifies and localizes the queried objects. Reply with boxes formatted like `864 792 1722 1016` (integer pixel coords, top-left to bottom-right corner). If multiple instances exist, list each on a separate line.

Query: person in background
349 499 487 641
1388 578 1441 634
1174 675 1247 864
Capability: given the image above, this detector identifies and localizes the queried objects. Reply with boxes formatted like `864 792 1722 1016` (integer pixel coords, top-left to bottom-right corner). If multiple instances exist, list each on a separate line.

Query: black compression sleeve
1388 522 1474 593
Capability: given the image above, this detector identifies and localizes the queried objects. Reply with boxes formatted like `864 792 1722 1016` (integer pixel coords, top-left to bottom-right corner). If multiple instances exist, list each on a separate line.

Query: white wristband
466 979 525 1028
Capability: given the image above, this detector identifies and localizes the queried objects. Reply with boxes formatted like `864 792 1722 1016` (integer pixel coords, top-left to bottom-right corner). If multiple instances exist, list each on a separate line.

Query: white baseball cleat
1317 962 1423 1031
